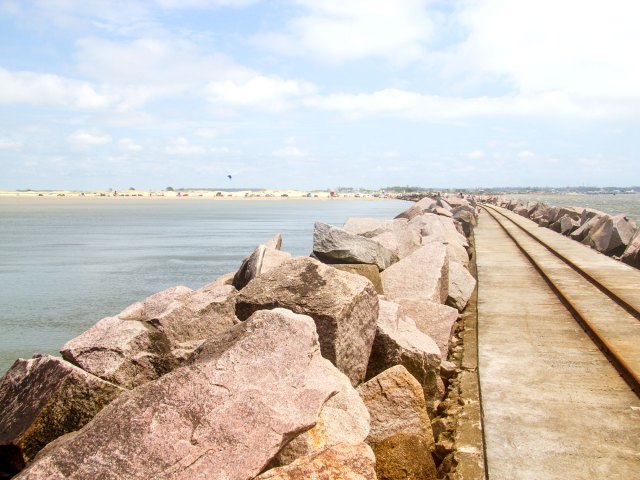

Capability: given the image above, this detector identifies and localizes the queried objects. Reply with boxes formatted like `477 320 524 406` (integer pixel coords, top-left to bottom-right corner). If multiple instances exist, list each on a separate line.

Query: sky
0 0 639 190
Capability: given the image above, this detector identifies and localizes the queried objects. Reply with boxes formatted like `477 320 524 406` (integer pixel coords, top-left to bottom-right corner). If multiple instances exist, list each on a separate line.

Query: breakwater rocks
484 197 640 268
0 195 479 480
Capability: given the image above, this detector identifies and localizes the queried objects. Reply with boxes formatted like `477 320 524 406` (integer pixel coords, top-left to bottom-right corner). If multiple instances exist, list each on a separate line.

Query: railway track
481 204 640 396
474 206 640 479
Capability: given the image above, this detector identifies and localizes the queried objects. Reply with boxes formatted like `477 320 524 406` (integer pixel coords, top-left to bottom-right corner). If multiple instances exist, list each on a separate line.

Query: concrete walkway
475 210 640 480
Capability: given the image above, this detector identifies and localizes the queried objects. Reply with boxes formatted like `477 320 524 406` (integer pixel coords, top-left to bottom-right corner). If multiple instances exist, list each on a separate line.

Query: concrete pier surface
475 209 640 479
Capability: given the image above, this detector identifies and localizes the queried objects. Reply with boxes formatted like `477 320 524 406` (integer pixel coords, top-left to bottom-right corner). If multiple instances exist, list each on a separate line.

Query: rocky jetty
484 196 640 268
0 193 479 479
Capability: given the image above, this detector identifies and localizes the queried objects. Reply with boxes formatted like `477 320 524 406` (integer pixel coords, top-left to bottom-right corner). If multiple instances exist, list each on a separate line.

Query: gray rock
257 442 377 480
452 206 477 237
235 257 379 386
358 365 437 480
371 222 421 260
275 367 370 466
570 215 604 242
447 261 477 311
16 309 341 480
0 355 124 475
580 208 606 225
381 243 449 305
408 214 468 249
395 298 459 359
394 203 423 221
313 222 397 271
366 300 442 407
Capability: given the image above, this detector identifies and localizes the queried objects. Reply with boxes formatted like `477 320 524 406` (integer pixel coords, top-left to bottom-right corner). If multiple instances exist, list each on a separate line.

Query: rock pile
0 194 479 480
484 196 640 268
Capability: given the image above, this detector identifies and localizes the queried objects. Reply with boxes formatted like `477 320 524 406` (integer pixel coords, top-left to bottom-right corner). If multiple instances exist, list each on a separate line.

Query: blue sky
0 0 638 190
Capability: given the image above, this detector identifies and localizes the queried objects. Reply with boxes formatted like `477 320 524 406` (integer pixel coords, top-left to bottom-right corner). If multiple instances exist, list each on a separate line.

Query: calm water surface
0 197 410 375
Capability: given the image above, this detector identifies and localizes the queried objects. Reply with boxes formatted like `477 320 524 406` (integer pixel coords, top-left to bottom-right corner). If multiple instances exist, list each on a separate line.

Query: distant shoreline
0 189 394 200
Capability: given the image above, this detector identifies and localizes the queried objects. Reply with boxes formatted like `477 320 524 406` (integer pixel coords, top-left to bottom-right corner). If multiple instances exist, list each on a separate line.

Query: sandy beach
0 189 388 200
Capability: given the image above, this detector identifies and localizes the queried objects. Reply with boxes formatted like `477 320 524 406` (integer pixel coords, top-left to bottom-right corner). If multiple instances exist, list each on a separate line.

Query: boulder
452 207 477 237
61 314 177 390
147 283 239 361
554 214 580 235
408 214 468 249
372 224 421 260
580 208 606 226
381 243 449 305
358 365 437 480
233 245 292 289
621 230 640 268
275 366 370 466
394 203 422 221
436 198 452 210
584 214 636 256
204 271 235 288
443 196 469 208
395 298 459 359
570 215 604 242
343 217 395 238
416 196 437 211
17 309 341 480
0 355 124 475
433 207 453 218
257 442 377 480
446 262 476 311
366 300 442 406
61 284 239 388
331 264 384 294
235 257 379 386
265 233 283 250
313 222 397 271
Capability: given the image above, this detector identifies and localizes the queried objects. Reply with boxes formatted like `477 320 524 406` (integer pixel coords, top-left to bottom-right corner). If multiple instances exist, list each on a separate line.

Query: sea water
0 197 410 375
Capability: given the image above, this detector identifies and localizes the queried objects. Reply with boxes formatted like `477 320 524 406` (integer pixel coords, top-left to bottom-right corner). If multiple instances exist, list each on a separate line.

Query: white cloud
118 138 143 152
0 68 113 109
256 0 434 64
452 0 640 101
75 36 253 85
154 0 260 8
68 130 112 146
271 146 307 158
303 88 635 120
467 150 485 159
164 137 206 155
206 75 316 111
0 137 22 151
194 128 219 138
517 150 535 159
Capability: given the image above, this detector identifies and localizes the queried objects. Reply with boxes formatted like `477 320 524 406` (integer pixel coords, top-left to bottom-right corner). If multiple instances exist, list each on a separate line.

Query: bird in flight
227 174 232 180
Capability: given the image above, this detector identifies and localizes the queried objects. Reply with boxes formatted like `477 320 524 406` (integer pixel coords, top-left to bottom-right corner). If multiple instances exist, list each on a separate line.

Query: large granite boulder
584 214 636 256
408 214 468 249
580 208 606 225
233 245 292 289
331 264 384 294
61 284 239 388
358 365 437 480
366 300 442 406
16 309 341 480
381 243 449 305
570 214 604 242
313 222 397 271
394 197 436 221
447 262 476 311
275 366 370 466
621 230 640 268
452 206 477 237
395 298 459 359
235 257 379 386
257 442 377 480
0 355 124 476
343 217 396 238
550 214 580 235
